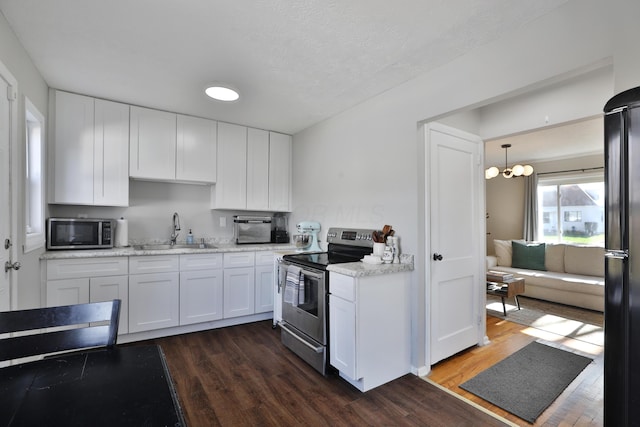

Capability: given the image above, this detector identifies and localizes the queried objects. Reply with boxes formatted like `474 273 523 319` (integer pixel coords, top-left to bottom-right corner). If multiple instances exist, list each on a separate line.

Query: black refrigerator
604 86 640 426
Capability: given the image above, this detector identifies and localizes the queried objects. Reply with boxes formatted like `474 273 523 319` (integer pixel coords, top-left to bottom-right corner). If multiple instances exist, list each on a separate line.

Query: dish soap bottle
186 229 194 244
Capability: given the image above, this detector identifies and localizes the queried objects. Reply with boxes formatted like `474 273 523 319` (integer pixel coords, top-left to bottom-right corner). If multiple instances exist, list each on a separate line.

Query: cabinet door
51 91 94 204
94 99 129 206
223 267 255 318
247 128 269 210
268 132 292 212
46 278 90 307
129 106 177 180
129 272 180 333
214 122 247 209
90 275 129 334
329 294 357 379
176 115 217 183
180 269 223 325
254 264 274 313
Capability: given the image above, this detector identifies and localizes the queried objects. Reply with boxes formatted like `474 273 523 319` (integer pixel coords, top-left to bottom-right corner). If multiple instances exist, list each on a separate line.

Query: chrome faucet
170 212 181 245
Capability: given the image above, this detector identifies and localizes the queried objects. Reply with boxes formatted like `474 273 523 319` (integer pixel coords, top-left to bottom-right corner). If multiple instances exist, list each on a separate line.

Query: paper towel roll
115 217 128 247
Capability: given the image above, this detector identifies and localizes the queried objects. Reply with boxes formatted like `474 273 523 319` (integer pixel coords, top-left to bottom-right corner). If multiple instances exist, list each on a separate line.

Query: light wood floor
428 313 604 426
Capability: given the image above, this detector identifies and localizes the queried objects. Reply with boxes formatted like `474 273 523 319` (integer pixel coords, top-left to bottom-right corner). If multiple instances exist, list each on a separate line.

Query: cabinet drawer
224 252 255 268
129 255 179 274
47 257 128 280
255 251 274 266
180 253 223 271
329 272 355 302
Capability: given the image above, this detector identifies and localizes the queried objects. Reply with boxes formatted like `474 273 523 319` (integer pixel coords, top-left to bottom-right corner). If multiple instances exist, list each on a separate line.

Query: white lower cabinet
179 253 223 325
45 250 276 339
129 272 180 333
328 271 411 392
46 257 129 335
255 251 274 314
128 255 180 333
223 267 255 318
90 275 129 334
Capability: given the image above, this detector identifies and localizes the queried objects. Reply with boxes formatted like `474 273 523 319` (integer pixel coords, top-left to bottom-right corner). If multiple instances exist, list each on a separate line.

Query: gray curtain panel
523 173 538 241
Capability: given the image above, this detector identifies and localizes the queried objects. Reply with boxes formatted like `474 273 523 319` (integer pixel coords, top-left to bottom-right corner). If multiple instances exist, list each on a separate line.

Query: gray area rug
460 341 593 423
486 294 604 346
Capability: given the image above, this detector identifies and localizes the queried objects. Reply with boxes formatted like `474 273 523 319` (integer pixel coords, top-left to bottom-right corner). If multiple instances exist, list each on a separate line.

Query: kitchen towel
115 217 128 247
284 265 301 306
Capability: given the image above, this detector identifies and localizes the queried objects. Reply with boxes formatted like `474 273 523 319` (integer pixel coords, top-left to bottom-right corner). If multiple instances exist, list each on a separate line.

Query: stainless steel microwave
47 218 115 250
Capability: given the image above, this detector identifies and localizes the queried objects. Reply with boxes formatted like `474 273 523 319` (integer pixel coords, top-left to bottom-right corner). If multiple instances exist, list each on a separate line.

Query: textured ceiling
0 0 568 134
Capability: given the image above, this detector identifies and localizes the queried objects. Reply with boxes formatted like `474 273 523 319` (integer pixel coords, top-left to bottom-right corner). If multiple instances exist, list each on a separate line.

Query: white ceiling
484 116 604 167
0 0 569 135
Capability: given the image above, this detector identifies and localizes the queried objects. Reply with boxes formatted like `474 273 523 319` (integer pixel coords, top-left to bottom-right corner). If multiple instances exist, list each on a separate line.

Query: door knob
433 253 443 261
4 261 21 272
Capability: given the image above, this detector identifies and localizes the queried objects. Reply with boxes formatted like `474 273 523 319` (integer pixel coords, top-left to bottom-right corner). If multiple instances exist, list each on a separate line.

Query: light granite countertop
327 254 414 278
40 243 298 260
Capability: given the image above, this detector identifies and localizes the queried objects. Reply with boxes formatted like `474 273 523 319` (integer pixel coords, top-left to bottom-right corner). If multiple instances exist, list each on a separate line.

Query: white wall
0 12 49 309
292 0 630 372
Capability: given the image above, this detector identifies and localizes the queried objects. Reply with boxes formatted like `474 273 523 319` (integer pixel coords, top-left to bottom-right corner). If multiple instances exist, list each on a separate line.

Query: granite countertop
327 254 414 278
40 243 297 260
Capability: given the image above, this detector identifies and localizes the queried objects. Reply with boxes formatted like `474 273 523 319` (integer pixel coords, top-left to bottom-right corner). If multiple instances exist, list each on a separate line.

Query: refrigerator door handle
605 249 629 260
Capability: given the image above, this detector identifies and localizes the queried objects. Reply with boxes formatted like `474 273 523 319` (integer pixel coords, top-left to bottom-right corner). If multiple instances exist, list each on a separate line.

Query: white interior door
425 122 485 364
0 69 15 312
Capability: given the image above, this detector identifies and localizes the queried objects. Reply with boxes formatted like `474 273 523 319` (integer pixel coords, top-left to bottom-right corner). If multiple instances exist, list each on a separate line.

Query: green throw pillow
511 241 546 271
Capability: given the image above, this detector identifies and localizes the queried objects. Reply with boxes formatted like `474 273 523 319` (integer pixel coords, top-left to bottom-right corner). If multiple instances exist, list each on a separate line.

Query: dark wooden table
486 277 525 316
0 344 186 426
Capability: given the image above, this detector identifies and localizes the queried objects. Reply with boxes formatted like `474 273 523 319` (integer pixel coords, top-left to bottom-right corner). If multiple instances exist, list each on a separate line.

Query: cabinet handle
433 253 443 261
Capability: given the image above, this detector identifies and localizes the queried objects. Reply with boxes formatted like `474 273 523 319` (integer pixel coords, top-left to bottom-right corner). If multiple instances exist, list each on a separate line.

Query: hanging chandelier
485 143 534 179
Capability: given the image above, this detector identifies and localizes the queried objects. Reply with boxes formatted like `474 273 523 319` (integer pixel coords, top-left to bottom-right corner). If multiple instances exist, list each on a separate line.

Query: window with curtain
536 170 604 246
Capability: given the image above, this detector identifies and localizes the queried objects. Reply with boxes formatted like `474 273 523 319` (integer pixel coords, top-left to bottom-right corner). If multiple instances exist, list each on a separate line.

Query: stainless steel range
279 227 376 375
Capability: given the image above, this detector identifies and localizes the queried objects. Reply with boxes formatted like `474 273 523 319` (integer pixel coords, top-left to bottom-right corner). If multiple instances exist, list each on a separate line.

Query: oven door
280 262 329 375
281 263 327 345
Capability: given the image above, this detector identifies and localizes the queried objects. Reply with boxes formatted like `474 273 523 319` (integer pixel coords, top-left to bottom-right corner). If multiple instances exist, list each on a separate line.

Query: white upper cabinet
247 128 270 210
268 132 292 212
176 115 217 183
214 122 247 209
130 107 217 183
94 99 130 206
129 106 177 181
213 125 292 212
51 90 129 206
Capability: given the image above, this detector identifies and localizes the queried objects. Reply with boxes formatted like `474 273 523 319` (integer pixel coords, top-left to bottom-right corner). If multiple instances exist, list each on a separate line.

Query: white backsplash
48 180 288 245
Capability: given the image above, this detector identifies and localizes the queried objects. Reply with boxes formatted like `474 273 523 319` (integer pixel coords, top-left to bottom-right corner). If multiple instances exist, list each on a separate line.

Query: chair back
0 299 121 362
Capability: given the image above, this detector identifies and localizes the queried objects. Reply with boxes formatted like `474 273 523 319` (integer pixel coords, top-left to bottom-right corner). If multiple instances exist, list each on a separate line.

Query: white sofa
486 240 604 312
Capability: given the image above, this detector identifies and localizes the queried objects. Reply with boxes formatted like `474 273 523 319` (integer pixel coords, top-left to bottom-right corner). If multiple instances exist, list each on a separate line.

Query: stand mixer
296 221 322 252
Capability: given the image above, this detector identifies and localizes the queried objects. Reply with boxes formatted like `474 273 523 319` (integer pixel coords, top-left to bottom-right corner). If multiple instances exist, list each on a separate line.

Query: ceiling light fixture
205 84 240 102
485 144 534 179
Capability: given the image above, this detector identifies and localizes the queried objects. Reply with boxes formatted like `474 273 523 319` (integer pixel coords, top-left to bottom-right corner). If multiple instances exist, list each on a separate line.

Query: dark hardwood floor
428 314 604 426
137 321 510 426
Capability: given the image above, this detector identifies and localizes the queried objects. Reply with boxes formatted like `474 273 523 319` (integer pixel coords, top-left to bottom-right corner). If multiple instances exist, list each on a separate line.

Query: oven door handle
279 322 324 353
299 269 323 280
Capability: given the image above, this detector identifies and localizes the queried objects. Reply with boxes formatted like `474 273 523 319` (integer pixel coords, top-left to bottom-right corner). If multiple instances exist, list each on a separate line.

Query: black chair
0 299 121 363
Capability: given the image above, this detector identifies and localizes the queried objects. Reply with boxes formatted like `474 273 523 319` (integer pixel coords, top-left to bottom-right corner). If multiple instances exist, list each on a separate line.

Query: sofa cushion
494 239 513 266
545 243 566 273
564 245 605 277
511 241 546 271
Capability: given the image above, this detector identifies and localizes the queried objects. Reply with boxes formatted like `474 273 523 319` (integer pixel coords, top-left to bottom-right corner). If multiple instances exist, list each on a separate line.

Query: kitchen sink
134 243 217 250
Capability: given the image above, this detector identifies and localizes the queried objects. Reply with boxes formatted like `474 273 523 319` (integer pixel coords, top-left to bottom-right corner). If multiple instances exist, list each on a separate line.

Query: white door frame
0 59 19 311
418 121 487 374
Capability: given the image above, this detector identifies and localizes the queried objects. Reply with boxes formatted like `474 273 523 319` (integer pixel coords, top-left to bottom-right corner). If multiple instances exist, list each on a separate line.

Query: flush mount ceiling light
485 144 534 179
204 84 240 102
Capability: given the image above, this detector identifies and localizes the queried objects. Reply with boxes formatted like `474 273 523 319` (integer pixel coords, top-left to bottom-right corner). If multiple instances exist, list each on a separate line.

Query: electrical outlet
220 216 226 227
